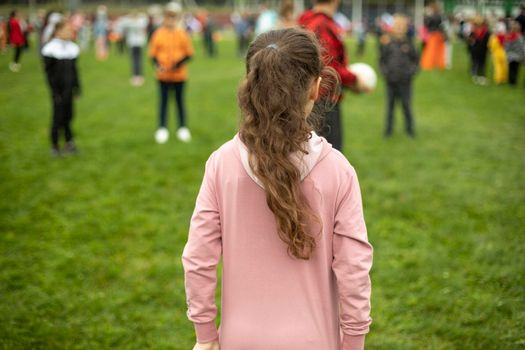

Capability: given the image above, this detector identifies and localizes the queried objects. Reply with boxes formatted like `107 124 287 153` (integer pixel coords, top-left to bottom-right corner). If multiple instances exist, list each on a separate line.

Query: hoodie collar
236 132 331 188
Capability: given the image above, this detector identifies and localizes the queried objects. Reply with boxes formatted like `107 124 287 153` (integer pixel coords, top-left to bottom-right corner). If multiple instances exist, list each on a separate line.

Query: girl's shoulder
42 39 79 59
318 147 358 180
202 136 240 171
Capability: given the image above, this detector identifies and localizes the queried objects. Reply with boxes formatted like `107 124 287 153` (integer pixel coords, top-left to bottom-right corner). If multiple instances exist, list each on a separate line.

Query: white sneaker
130 76 144 86
176 127 192 143
9 62 20 72
155 127 169 144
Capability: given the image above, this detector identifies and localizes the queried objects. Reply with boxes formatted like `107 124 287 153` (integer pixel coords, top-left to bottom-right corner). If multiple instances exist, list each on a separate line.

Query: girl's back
182 28 372 350
203 136 370 350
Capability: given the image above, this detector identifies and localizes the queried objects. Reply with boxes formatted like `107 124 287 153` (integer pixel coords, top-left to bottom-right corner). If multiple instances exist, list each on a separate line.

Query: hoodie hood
236 132 333 188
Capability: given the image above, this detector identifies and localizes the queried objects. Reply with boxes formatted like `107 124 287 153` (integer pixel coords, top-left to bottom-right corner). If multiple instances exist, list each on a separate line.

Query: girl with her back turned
41 21 81 156
182 28 373 350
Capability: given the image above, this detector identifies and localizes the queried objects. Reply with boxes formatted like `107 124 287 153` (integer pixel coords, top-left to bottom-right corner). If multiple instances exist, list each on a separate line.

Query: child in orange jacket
149 2 194 144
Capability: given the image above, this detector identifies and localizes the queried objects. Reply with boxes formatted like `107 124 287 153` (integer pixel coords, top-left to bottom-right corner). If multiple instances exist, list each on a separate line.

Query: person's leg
508 61 519 85
400 81 415 136
494 55 507 84
207 34 213 56
501 56 509 84
14 46 22 63
63 92 74 143
239 35 248 57
130 46 137 77
469 51 477 78
385 82 396 137
320 103 342 151
131 46 140 77
478 53 487 79
50 91 65 152
158 81 169 128
174 81 187 128
136 46 143 77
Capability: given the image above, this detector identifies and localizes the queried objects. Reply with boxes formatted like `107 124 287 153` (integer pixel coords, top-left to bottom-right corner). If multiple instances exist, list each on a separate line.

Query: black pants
203 32 215 57
320 102 342 151
13 46 22 63
508 61 521 86
130 46 142 77
385 81 414 136
238 35 249 57
50 90 74 147
159 81 186 128
471 52 487 77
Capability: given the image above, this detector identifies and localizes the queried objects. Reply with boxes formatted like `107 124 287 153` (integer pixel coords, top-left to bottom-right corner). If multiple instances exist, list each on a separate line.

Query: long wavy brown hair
238 28 339 259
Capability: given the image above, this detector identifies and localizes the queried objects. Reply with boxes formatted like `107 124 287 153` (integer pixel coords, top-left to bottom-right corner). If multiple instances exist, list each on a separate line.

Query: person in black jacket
41 21 81 156
379 14 419 138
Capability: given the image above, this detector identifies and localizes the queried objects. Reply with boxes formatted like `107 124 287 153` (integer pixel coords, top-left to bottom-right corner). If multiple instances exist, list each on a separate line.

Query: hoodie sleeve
182 152 222 343
332 166 373 350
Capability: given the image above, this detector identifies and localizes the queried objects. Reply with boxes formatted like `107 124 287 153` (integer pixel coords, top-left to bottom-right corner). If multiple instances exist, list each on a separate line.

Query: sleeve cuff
194 321 218 343
342 334 366 350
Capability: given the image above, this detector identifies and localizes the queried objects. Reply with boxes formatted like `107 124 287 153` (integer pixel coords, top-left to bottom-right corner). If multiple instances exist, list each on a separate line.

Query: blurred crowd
0 1 523 155
2 2 524 85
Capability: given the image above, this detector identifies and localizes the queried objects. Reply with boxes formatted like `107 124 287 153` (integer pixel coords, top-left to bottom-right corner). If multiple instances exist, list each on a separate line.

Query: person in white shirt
119 12 148 86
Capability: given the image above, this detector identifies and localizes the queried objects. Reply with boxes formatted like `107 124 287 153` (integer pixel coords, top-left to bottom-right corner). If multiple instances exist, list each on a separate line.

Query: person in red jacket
298 0 363 151
8 10 26 72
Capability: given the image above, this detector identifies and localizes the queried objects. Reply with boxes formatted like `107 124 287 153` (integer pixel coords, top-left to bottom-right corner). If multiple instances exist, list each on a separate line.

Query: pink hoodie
182 133 373 350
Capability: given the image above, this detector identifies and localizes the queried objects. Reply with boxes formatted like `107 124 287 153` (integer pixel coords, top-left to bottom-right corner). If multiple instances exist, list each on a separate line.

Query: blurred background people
276 0 295 29
94 5 109 60
41 21 81 157
120 11 148 86
299 0 360 151
355 19 368 58
77 14 91 51
334 11 351 35
149 2 194 144
232 11 253 57
7 10 26 72
443 15 455 69
255 2 277 36
0 16 7 53
468 16 490 85
69 11 85 40
488 20 508 85
515 5 525 35
197 10 217 57
379 14 418 138
420 1 446 70
505 20 524 86
42 12 63 45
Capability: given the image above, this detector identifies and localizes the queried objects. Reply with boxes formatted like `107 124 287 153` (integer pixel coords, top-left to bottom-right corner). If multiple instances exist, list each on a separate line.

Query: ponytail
238 28 339 259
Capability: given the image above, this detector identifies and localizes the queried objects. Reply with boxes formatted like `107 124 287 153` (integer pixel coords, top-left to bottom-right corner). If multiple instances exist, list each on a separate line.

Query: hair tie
266 43 279 50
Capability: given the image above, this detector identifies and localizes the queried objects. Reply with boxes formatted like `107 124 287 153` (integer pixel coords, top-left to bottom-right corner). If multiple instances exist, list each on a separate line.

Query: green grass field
1 36 524 349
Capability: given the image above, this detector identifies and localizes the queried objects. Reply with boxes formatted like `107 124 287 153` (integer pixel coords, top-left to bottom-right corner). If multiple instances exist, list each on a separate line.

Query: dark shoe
51 147 61 157
63 141 78 155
